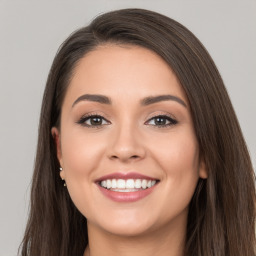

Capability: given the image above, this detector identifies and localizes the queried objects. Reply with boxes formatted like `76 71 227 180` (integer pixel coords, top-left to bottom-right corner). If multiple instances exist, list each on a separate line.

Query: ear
199 157 208 179
51 127 63 166
51 127 65 180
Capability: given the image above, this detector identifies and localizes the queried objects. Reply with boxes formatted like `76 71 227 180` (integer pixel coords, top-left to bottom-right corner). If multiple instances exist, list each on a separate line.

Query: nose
107 124 146 163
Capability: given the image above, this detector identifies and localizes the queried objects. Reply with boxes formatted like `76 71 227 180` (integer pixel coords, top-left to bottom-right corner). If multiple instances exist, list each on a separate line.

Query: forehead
64 44 188 107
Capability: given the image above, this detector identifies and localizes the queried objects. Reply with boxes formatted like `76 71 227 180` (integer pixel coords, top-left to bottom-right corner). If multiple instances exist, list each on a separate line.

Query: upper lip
95 172 159 183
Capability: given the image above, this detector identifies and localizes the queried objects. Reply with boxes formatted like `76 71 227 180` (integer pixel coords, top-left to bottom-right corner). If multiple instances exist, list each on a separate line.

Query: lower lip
97 183 158 202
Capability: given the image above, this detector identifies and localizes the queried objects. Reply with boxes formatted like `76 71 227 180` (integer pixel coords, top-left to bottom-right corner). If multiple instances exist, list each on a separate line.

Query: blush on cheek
61 132 107 179
158 133 200 189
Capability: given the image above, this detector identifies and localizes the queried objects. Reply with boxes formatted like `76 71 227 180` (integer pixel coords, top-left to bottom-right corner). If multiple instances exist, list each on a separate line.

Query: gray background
0 1 255 255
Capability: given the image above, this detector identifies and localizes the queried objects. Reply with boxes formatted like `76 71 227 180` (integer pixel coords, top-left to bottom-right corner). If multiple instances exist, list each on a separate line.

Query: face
52 45 207 238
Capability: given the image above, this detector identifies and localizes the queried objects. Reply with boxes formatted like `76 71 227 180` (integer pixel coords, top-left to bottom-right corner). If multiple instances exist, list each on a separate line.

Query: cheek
149 129 200 208
60 129 107 217
150 127 199 174
61 129 105 176
166 136 199 184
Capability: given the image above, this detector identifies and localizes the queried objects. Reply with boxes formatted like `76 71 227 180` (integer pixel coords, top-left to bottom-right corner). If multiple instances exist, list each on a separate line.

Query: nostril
110 154 140 160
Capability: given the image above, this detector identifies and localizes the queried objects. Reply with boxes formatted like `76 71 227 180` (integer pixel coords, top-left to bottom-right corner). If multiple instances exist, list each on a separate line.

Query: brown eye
154 117 168 125
146 115 177 127
89 116 103 125
77 115 110 127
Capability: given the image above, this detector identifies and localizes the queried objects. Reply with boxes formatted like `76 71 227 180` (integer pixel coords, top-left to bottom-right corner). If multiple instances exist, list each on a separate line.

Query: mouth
99 178 159 192
95 172 160 202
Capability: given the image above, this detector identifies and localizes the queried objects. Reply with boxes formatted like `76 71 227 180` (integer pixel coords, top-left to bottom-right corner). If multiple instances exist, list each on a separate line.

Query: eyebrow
72 94 187 108
140 95 187 107
72 94 112 107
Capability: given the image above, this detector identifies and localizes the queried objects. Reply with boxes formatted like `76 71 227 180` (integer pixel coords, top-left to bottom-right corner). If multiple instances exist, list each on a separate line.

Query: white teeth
111 179 117 188
101 180 107 188
100 178 158 191
141 179 147 189
126 179 135 188
107 179 111 189
135 179 141 188
117 179 126 189
111 188 140 192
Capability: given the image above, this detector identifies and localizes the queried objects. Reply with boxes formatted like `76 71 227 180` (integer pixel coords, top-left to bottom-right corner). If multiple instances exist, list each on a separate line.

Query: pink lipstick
95 172 159 202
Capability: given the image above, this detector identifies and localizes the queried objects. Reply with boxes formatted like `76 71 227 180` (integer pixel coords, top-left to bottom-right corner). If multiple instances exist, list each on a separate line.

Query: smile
96 172 160 202
100 178 157 192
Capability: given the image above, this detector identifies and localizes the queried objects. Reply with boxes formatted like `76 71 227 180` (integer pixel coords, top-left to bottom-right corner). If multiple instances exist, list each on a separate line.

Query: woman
19 8 255 256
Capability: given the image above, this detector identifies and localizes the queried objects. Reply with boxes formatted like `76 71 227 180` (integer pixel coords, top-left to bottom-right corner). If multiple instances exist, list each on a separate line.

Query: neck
84 218 186 256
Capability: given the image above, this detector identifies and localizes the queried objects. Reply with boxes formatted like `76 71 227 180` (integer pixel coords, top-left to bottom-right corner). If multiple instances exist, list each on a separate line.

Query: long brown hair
19 8 255 256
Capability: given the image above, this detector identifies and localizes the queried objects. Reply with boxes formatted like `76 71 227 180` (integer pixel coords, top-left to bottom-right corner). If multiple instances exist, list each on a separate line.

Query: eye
146 115 178 128
77 114 110 128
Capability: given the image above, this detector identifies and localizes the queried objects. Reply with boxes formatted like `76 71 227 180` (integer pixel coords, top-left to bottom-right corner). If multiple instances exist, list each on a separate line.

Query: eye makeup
76 111 178 129
76 112 111 128
145 114 178 128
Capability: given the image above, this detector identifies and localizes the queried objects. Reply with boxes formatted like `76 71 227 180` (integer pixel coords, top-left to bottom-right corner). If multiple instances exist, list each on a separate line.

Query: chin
88 209 158 237
101 220 154 237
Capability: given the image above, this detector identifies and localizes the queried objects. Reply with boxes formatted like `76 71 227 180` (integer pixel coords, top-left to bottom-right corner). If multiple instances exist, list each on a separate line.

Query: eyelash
77 113 110 129
76 113 178 129
146 114 178 127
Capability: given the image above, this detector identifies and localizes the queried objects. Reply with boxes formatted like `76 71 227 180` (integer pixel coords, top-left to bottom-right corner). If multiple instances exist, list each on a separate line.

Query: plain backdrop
0 1 255 255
